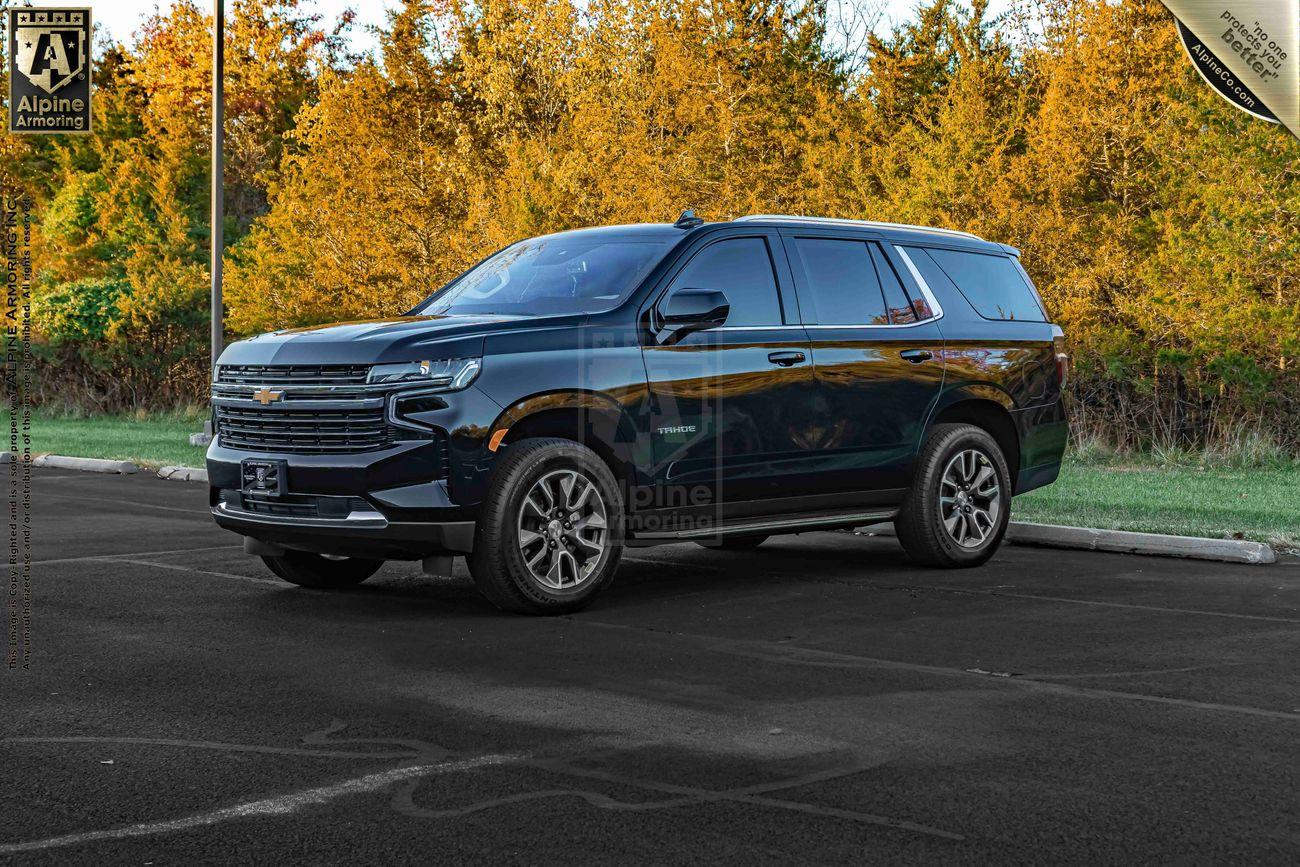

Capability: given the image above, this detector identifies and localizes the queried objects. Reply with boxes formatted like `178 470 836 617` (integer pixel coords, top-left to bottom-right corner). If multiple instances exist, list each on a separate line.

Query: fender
492 389 641 440
917 383 1017 451
916 381 1017 455
918 382 1028 482
930 382 1016 418
485 389 651 488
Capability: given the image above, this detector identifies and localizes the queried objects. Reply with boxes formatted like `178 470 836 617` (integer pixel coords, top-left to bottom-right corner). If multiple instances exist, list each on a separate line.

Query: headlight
367 357 481 389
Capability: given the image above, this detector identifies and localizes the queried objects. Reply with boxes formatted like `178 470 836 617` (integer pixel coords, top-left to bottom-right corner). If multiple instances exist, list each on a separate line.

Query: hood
218 312 586 366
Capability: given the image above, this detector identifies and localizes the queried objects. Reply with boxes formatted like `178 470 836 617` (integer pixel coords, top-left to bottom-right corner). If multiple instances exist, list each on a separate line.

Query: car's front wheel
261 550 383 589
895 423 1011 568
469 437 624 615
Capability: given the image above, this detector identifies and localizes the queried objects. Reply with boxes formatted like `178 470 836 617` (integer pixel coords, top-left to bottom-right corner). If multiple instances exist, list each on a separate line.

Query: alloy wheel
517 469 609 590
939 448 1002 548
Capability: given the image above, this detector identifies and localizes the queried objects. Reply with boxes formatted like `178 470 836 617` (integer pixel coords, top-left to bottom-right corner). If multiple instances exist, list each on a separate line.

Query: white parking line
0 753 522 855
101 558 283 586
33 545 242 567
3 734 423 761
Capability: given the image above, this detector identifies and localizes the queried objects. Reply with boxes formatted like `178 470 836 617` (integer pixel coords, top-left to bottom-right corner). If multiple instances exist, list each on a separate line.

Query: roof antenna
673 209 704 229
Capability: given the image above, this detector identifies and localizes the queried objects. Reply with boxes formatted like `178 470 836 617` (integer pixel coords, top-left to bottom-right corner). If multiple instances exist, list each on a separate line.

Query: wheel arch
927 390 1021 487
490 390 642 494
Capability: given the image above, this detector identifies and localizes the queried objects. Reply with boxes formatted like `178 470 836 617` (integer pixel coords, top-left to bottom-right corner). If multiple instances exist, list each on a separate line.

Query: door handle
768 351 806 367
900 349 934 364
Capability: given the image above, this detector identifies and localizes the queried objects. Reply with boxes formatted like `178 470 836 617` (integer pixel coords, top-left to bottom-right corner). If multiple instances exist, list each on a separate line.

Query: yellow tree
29 0 335 406
226 1 474 331
1013 0 1300 444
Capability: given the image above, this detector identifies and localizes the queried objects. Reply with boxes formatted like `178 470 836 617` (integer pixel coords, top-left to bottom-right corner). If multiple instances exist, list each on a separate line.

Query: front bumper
211 497 475 559
207 438 479 559
205 379 504 559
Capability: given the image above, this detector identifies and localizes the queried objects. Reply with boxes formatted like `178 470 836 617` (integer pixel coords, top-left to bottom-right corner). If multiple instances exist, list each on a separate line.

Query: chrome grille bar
213 363 401 454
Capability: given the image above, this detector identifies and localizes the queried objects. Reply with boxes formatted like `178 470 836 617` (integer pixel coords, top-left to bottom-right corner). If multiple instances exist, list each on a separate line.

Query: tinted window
899 246 957 315
925 248 1045 321
418 237 667 316
669 238 783 327
870 243 916 324
791 238 888 325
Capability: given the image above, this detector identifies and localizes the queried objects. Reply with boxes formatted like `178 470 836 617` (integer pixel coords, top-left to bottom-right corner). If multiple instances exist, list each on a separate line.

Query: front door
638 233 819 534
781 231 946 501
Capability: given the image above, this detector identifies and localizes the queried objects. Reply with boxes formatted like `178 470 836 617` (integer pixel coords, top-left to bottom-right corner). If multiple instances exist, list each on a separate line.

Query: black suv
208 214 1067 614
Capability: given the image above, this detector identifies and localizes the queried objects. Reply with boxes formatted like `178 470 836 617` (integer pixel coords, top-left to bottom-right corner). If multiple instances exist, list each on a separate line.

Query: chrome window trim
804 320 936 330
713 325 806 332
893 246 945 323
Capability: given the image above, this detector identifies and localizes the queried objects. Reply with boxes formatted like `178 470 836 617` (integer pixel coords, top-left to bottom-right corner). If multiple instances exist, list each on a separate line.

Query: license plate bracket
241 459 287 496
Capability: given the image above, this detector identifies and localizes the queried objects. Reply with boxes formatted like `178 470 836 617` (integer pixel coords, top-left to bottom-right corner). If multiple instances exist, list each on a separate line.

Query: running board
630 509 897 542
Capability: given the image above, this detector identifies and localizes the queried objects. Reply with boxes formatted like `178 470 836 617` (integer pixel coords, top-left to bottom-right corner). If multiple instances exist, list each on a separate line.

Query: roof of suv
728 215 1016 256
533 216 1017 256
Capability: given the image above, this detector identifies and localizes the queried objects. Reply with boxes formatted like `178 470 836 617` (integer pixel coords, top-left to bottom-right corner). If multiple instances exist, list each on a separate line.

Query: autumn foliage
2 0 1298 450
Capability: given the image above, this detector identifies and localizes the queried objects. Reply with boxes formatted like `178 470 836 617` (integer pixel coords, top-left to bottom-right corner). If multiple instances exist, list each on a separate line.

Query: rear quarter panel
896 240 1067 491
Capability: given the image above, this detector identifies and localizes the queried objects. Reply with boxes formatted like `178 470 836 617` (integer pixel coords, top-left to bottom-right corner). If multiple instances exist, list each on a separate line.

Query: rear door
902 245 1055 405
639 230 821 531
780 229 946 500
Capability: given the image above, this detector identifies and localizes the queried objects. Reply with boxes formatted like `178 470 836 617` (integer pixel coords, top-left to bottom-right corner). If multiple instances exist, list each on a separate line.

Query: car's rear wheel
895 423 1011 568
694 535 769 550
468 437 623 615
261 550 383 589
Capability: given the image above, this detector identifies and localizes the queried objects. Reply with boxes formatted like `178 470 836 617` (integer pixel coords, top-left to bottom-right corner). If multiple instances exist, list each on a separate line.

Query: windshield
416 237 669 316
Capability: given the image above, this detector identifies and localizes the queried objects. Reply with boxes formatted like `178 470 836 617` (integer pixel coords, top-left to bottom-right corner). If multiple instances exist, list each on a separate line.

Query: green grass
1015 459 1299 550
10 411 208 469
7 411 1298 549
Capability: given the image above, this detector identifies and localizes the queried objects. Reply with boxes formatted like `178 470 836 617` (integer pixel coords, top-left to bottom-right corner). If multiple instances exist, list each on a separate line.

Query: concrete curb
860 521 1276 565
17 453 208 482
1005 522 1276 565
33 454 138 474
157 465 208 483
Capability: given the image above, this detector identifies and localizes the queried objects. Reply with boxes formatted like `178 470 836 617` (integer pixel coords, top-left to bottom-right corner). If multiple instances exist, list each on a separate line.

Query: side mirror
660 288 730 330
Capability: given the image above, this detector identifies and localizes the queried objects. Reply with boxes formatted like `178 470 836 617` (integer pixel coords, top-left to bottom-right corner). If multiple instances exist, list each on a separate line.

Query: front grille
245 499 318 518
214 363 377 403
216 364 371 387
227 492 371 519
216 405 397 454
212 363 449 458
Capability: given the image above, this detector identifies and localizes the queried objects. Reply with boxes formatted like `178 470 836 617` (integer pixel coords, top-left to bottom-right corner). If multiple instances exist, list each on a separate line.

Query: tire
261 550 383 589
468 437 624 615
895 423 1011 568
694 535 769 550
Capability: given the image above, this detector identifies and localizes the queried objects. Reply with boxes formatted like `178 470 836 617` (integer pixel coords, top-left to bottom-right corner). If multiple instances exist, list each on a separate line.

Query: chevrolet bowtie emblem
252 387 283 406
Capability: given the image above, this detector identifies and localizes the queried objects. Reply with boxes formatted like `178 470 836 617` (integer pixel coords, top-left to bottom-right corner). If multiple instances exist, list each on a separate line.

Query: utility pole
194 0 225 444
210 0 224 372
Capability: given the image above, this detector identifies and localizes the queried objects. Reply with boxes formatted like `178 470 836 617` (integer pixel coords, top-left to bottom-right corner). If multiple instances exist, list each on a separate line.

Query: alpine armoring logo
6 7 93 134
1161 1 1296 137
1176 18 1279 124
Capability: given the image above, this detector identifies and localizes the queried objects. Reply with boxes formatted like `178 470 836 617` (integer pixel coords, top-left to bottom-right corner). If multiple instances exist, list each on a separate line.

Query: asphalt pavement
3 468 1298 864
